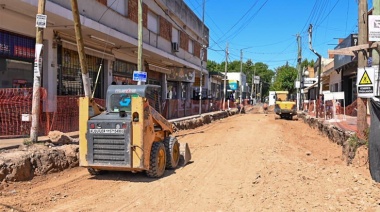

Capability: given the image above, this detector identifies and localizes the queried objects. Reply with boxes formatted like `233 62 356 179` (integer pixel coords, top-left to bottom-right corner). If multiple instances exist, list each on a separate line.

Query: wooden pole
70 0 91 97
30 0 46 142
199 0 205 115
222 43 228 110
137 0 143 85
357 0 369 136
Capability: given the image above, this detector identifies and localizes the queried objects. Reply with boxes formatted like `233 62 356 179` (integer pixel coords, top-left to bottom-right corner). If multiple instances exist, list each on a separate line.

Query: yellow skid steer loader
79 85 191 178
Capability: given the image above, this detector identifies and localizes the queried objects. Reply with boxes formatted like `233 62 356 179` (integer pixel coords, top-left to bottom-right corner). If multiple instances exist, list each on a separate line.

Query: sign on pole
303 78 318 87
36 14 47 28
254 75 260 84
34 44 43 77
133 71 147 82
357 67 375 98
369 15 380 41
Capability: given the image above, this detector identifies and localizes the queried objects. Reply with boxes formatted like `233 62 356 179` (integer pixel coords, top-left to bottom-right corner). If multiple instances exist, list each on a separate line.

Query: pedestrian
263 102 268 114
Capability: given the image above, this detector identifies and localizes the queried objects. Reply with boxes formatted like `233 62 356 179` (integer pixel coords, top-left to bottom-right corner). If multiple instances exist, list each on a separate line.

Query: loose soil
1 106 380 211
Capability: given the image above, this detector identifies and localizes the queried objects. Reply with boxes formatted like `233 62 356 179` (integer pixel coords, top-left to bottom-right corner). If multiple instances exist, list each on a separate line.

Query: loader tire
146 142 166 178
164 136 180 169
87 168 105 176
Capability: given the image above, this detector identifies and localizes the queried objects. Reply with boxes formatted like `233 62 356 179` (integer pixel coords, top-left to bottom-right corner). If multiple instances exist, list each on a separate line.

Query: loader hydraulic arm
149 105 173 133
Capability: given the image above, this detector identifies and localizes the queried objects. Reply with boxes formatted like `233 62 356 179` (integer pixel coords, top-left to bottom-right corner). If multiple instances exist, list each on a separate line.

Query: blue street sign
133 71 147 82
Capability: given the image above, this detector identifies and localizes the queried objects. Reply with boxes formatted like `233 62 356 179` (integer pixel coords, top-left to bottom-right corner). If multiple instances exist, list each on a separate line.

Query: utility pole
259 81 262 103
222 43 228 110
296 33 302 111
71 0 91 97
137 0 143 85
308 24 322 118
373 0 380 67
240 49 243 104
199 0 205 115
373 0 380 95
251 73 254 103
253 66 256 103
357 0 369 136
30 0 46 142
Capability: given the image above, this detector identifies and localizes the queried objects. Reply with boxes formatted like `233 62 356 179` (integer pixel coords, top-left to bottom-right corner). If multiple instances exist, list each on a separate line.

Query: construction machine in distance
79 85 191 178
272 91 298 120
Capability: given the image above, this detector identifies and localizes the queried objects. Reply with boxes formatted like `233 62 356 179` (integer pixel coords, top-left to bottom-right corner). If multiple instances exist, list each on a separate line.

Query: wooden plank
328 42 380 56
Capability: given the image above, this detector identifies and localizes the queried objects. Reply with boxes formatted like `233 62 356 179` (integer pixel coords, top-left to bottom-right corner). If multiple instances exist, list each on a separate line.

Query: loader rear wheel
87 168 106 176
164 136 180 169
146 142 166 178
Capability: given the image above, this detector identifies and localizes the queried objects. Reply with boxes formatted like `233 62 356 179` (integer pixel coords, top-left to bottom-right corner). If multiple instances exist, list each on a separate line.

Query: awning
303 81 318 92
303 79 330 93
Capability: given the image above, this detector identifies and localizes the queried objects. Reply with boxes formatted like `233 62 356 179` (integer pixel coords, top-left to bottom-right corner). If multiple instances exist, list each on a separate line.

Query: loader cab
106 85 162 114
274 91 289 102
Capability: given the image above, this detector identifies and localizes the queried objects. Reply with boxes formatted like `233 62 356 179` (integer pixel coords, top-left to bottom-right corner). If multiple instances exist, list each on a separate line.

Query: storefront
112 59 137 85
208 71 224 100
334 34 358 105
167 67 194 100
0 29 35 88
57 45 105 98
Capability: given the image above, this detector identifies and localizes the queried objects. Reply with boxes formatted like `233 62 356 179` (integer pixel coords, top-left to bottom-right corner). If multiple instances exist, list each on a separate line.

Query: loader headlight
115 124 121 129
96 123 102 129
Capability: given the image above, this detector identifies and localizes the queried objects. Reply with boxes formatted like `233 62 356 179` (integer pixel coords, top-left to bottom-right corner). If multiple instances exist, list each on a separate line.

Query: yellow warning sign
359 71 373 85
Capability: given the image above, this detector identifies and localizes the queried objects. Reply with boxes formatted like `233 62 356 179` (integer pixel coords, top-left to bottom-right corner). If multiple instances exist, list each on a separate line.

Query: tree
270 65 298 95
206 59 275 98
207 60 221 72
301 59 315 69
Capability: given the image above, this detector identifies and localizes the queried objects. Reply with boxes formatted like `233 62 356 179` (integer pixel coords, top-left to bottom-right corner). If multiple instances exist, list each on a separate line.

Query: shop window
112 59 136 85
58 48 103 98
167 81 178 99
181 82 189 99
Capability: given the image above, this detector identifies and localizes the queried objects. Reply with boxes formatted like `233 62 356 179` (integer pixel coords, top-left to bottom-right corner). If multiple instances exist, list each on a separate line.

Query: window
107 0 128 16
188 40 194 54
172 27 179 43
109 93 133 113
147 11 158 34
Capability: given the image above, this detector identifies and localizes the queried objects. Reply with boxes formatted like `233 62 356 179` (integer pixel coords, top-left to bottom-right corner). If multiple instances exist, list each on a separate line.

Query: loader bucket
179 142 192 166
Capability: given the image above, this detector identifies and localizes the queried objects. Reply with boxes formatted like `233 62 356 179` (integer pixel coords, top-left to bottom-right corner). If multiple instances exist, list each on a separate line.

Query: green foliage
23 138 33 146
206 59 275 98
270 65 298 94
207 60 220 72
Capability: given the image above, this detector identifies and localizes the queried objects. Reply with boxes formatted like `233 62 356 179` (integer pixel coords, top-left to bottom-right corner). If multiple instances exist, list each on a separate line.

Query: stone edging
298 113 361 165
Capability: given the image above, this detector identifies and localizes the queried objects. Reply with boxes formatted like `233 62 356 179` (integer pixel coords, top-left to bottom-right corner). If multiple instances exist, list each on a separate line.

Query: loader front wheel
146 142 166 178
164 136 180 169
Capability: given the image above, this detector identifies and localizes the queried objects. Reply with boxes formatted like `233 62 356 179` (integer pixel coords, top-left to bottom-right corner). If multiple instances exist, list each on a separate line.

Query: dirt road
1 108 380 211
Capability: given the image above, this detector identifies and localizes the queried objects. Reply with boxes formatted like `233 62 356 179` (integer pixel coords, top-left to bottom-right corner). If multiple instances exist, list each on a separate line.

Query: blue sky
184 0 372 71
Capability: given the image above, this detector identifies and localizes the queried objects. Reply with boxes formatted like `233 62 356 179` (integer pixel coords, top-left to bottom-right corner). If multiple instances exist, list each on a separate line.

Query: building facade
0 0 209 111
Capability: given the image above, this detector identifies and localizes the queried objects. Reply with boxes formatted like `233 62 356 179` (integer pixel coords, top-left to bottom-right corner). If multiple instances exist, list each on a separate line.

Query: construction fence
0 88 244 138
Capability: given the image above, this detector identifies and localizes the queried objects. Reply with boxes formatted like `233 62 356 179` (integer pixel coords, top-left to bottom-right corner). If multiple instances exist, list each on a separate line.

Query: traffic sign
357 67 375 98
133 71 147 82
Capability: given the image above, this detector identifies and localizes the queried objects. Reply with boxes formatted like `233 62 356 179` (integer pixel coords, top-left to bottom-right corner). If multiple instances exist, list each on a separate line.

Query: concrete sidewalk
0 131 80 150
0 108 241 151
303 111 371 133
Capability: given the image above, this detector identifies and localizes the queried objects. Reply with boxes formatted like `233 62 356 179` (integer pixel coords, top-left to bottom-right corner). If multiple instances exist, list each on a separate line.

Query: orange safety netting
0 88 47 138
0 88 106 138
